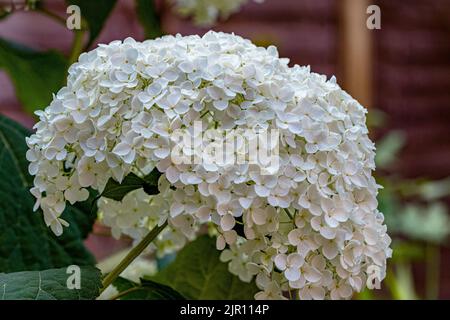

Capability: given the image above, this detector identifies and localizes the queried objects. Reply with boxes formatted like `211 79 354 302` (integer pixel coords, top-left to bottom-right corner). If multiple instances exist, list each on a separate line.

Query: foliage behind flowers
173 0 264 26
26 31 391 300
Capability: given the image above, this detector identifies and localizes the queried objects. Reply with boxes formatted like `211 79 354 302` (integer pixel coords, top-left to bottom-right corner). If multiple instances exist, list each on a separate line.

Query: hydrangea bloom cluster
26 31 391 300
174 0 264 26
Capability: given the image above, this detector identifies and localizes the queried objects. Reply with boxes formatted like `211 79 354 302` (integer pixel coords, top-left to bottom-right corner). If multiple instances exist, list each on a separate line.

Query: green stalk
37 7 67 25
283 208 293 220
37 6 87 65
100 221 168 294
68 28 86 65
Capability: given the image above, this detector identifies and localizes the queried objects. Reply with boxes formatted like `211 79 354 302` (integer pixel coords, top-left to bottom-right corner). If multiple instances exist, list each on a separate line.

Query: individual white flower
220 243 252 282
55 175 89 205
27 32 391 300
274 253 304 282
329 279 353 300
298 284 326 300
112 131 144 164
311 216 337 240
255 281 286 300
320 197 352 228
287 226 318 257
250 171 277 198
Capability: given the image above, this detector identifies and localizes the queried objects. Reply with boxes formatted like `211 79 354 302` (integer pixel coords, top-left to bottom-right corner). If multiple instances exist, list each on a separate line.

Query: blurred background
1 0 449 299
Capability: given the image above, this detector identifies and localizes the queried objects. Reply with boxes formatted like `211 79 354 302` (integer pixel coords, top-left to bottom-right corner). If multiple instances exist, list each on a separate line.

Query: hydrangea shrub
26 32 391 300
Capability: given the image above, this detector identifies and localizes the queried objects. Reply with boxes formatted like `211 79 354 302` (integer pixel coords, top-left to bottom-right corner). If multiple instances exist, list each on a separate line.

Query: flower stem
283 208 293 220
68 28 86 65
100 221 168 294
37 7 67 26
37 5 87 65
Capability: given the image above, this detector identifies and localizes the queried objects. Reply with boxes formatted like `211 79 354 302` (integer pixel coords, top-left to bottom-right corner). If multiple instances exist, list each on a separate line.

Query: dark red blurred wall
373 0 450 179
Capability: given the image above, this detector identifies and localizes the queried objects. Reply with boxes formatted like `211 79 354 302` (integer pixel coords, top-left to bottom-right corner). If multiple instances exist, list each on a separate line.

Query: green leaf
391 242 424 263
375 131 405 169
385 264 418 300
135 0 163 39
112 277 185 300
67 0 117 47
0 266 101 300
152 235 259 300
366 108 386 129
355 287 375 300
143 168 161 195
0 115 96 273
0 6 11 19
419 178 450 201
133 279 186 300
112 276 135 292
101 173 146 201
101 169 161 201
0 38 67 114
398 203 450 243
377 184 401 231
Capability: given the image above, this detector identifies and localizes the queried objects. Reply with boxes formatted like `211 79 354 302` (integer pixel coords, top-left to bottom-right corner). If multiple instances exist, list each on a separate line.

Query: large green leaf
135 0 163 39
153 236 259 300
0 115 96 272
0 266 101 300
67 0 117 47
0 38 67 114
112 277 185 300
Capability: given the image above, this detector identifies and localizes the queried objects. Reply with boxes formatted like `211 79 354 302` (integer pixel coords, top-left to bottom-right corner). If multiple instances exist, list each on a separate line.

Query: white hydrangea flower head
26 31 392 300
173 0 264 26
